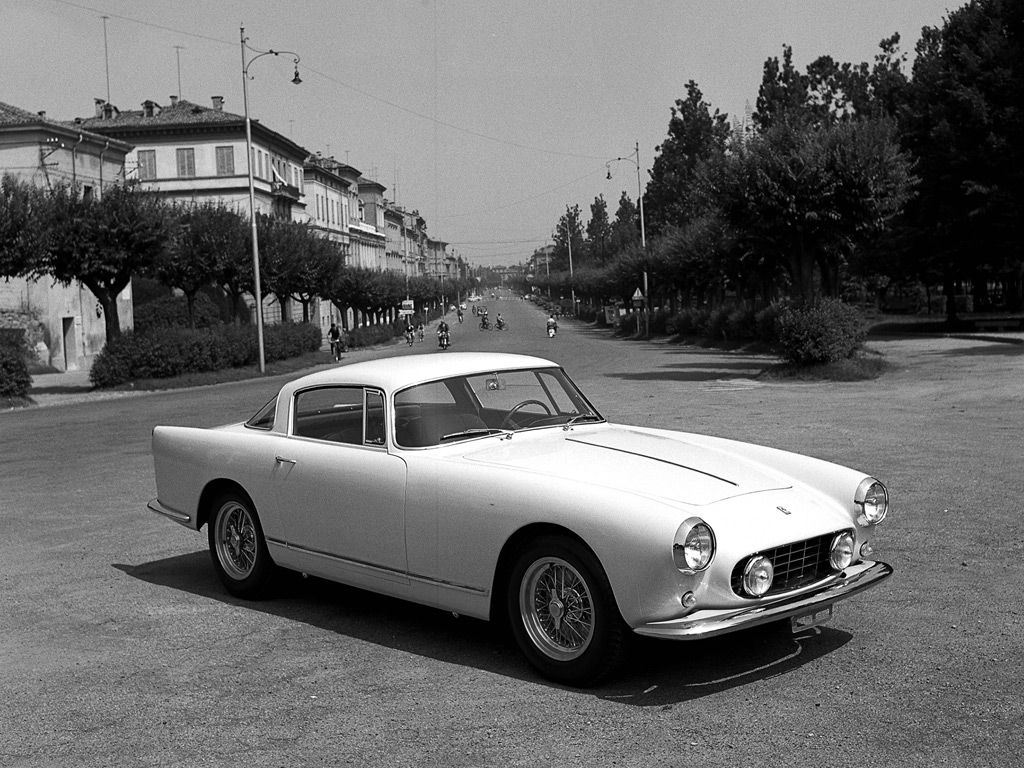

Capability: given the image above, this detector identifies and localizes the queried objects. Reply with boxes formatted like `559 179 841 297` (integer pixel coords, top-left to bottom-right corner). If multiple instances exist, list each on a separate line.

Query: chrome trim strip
266 537 487 595
565 436 737 485
147 498 192 525
634 560 893 640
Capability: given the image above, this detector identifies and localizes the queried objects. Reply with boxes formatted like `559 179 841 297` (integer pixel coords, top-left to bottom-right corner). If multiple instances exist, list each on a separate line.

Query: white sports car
148 352 892 685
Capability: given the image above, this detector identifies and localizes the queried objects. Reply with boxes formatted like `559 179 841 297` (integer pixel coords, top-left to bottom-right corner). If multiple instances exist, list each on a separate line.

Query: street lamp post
608 140 648 336
566 208 575 315
240 26 301 373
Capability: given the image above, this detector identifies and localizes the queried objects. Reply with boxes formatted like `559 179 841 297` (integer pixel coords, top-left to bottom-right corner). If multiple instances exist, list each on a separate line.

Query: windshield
394 367 602 448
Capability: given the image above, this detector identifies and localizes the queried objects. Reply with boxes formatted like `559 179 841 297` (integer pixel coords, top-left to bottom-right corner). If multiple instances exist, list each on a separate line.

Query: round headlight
673 520 715 571
855 479 889 525
829 531 855 570
742 555 774 597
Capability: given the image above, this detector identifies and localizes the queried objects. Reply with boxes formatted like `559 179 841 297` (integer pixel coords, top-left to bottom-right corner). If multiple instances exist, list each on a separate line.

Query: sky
2 0 958 267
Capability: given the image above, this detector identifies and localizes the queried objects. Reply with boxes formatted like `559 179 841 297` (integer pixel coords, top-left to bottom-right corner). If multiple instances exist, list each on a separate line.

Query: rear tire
207 491 275 599
507 535 627 686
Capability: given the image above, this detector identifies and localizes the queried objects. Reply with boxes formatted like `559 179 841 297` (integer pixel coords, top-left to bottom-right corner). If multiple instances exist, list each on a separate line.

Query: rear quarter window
245 396 278 430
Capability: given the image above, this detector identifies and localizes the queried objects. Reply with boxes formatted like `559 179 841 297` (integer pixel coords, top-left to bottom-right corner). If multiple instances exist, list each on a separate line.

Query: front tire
207 491 275 599
507 536 627 686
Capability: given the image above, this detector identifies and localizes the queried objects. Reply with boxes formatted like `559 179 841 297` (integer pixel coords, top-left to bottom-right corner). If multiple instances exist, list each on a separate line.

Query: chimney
211 96 224 111
37 111 46 119
169 95 178 107
95 98 105 118
102 102 115 120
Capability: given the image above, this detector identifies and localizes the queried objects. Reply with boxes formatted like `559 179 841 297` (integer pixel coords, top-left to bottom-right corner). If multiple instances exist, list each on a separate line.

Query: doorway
62 317 77 371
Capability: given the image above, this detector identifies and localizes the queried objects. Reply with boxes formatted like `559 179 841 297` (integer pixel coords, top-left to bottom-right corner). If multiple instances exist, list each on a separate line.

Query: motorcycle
479 316 490 330
547 324 557 338
437 329 451 349
495 318 506 331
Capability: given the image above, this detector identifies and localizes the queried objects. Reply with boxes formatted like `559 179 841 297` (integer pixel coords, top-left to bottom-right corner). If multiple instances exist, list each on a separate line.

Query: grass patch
760 353 891 381
107 349 339 392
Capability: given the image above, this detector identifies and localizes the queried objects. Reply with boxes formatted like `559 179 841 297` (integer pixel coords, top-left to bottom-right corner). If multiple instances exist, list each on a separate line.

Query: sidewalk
26 368 145 408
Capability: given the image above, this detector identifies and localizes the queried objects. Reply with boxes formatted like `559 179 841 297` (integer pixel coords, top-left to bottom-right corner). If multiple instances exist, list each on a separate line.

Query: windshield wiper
563 414 603 429
440 428 508 442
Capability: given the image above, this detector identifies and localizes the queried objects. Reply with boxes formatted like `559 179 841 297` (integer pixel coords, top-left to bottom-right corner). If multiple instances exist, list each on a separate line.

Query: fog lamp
742 555 774 597
681 591 697 610
860 542 874 559
829 532 856 570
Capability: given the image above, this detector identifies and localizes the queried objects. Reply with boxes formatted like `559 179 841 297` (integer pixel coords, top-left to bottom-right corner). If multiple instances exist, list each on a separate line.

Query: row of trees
0 178 469 341
536 0 1023 319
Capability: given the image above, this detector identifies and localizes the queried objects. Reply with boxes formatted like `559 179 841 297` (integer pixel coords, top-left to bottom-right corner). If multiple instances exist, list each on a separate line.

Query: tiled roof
0 101 57 127
0 100 131 149
76 99 245 129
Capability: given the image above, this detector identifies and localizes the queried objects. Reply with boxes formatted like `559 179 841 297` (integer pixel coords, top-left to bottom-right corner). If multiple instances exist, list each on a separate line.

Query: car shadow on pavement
114 553 851 702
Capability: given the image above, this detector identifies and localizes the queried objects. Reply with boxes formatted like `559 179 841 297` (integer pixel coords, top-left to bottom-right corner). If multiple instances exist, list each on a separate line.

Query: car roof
280 352 559 397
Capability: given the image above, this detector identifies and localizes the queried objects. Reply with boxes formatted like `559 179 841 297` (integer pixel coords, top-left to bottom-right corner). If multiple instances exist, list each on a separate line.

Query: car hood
462 425 791 506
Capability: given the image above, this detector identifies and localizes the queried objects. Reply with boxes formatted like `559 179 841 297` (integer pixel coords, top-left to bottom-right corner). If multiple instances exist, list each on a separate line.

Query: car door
271 386 409 586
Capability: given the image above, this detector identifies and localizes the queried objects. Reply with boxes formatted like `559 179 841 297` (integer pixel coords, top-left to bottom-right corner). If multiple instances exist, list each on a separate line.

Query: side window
245 396 277 430
293 387 363 444
365 390 385 445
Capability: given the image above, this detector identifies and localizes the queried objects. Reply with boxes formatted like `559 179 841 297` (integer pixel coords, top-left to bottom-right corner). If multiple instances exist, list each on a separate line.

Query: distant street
2 301 1022 767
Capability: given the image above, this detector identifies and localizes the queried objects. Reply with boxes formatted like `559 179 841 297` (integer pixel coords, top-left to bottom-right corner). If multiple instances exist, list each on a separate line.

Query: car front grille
730 531 851 598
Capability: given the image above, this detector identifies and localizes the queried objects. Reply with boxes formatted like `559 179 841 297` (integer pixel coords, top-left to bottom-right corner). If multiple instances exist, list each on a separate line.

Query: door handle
275 455 297 465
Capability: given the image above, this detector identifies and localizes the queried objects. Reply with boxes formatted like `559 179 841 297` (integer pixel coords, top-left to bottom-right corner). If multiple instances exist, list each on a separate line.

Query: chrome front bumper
634 560 893 640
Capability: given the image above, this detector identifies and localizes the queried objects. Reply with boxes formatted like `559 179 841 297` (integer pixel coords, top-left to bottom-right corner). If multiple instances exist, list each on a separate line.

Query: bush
774 299 866 365
134 293 221 334
0 344 31 398
754 303 787 344
90 321 322 387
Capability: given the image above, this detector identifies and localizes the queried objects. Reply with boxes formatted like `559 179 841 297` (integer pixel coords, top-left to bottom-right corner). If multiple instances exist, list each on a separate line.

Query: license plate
791 606 833 632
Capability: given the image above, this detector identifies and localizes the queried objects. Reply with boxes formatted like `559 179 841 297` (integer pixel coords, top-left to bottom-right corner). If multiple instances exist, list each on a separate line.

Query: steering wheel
500 399 553 430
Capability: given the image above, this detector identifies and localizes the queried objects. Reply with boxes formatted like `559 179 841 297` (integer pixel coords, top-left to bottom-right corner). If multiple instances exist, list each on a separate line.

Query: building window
215 146 234 176
176 148 196 178
137 150 156 180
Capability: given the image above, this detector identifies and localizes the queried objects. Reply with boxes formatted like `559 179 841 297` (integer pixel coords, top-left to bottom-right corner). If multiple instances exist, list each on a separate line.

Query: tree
753 44 810 129
39 182 176 341
292 234 341 322
155 203 247 328
718 118 916 302
552 205 584 273
900 0 1024 316
609 192 640 254
644 81 731 236
584 195 611 265
0 175 48 279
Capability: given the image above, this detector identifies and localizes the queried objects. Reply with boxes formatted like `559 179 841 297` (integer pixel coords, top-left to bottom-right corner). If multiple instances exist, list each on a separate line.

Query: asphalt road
2 296 1022 767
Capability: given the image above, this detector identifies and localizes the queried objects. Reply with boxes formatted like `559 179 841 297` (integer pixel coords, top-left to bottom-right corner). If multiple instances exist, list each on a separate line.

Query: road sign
632 288 643 300
398 309 413 316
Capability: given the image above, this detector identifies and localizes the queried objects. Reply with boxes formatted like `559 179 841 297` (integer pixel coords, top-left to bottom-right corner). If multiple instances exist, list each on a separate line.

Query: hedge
90 322 321 387
0 344 30 398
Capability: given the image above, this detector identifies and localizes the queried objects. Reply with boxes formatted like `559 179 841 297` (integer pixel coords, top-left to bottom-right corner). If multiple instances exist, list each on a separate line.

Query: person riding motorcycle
437 319 451 349
495 314 506 331
546 314 558 337
479 311 490 330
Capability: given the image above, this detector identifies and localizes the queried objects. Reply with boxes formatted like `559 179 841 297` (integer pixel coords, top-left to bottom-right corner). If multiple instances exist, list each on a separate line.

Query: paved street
2 299 1022 767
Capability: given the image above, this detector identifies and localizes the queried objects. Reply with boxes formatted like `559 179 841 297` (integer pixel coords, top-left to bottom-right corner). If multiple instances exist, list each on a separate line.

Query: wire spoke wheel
207 490 274 599
214 500 258 580
519 556 595 661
